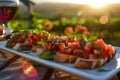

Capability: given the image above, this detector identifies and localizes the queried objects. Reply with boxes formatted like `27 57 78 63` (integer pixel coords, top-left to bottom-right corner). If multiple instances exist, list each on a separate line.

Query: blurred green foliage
8 12 120 46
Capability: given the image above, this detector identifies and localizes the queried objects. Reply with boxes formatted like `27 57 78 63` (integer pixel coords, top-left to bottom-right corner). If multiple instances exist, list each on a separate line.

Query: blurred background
8 0 120 46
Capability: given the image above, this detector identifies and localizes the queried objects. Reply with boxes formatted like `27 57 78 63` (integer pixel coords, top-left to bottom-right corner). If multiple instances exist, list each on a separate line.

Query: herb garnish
98 68 110 72
40 51 54 60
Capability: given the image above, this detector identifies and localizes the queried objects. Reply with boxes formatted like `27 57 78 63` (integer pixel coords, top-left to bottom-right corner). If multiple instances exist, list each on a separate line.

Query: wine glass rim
0 0 19 4
0 0 19 1
0 0 18 1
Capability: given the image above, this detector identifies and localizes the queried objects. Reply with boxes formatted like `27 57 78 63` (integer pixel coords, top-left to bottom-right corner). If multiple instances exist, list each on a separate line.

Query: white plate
0 41 120 80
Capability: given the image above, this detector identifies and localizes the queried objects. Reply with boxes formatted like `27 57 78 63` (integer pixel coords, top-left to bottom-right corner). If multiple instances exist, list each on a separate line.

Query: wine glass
0 0 19 39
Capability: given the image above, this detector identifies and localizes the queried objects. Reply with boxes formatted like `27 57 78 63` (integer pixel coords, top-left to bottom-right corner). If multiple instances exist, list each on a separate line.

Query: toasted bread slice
74 54 115 69
36 47 45 56
54 52 78 63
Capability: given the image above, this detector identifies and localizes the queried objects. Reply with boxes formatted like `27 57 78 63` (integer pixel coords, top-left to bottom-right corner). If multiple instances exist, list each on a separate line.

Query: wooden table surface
0 49 119 80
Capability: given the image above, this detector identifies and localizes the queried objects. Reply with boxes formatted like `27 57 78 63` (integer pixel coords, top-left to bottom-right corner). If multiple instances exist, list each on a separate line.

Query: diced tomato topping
95 39 107 49
48 37 54 41
42 43 48 50
67 38 74 42
33 34 39 42
42 43 52 50
64 48 72 55
89 54 97 60
73 49 83 56
98 45 115 58
24 40 32 46
102 49 110 57
74 40 82 44
84 42 93 51
16 38 23 43
28 38 33 43
27 31 33 35
38 33 44 40
82 50 90 59
68 42 81 50
107 45 115 55
58 44 65 53
47 43 53 50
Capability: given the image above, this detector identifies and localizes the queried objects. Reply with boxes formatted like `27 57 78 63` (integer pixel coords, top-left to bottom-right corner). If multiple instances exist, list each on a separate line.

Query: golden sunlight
99 16 109 24
88 2 106 8
61 0 120 8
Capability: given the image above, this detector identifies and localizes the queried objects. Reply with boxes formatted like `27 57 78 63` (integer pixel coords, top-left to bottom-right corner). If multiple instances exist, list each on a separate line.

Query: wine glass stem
2 23 11 36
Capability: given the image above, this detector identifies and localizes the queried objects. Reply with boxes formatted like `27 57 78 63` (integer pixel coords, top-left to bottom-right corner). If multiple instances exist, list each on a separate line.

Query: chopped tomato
95 39 107 49
16 38 23 43
48 37 54 41
58 44 65 53
64 48 72 55
67 38 74 42
84 42 93 51
68 42 81 50
101 46 111 57
89 54 97 60
28 38 33 44
33 34 39 41
24 40 32 46
103 49 110 57
10 42 16 47
47 43 53 50
73 49 83 56
74 40 82 45
42 43 52 50
28 31 33 35
82 50 90 59
28 31 33 37
107 45 115 55
38 33 44 40
42 43 48 50
101 45 115 57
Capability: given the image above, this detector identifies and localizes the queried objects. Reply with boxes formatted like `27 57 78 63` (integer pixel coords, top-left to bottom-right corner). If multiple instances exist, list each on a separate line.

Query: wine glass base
0 26 12 41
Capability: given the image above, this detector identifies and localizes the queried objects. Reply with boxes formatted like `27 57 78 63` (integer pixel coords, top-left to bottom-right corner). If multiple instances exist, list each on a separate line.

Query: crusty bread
54 52 78 63
0 35 5 41
0 27 6 35
54 51 115 69
74 54 115 69
36 47 45 56
0 27 6 41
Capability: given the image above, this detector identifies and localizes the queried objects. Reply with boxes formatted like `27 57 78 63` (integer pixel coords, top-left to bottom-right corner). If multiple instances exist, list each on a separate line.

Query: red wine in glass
0 6 18 24
0 0 19 37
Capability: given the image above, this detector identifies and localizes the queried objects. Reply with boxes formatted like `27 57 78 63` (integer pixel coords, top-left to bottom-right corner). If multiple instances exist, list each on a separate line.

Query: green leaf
5 44 11 48
98 68 110 72
82 40 86 47
37 40 45 46
17 49 23 52
40 51 54 60
88 36 97 42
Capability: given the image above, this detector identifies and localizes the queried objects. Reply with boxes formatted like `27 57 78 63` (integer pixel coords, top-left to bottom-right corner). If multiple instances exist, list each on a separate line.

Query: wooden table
0 49 55 80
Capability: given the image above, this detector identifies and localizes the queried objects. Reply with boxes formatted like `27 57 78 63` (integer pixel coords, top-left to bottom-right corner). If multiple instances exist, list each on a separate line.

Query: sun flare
88 2 106 8
60 0 120 8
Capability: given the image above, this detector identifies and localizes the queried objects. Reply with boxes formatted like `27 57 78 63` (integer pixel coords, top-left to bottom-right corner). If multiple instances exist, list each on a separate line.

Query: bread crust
74 54 115 69
54 52 78 63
